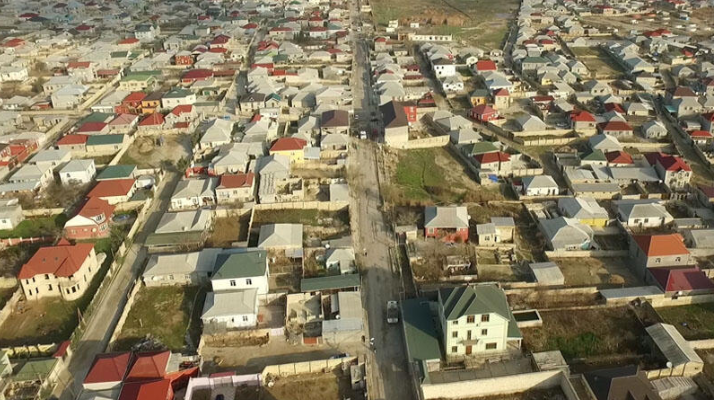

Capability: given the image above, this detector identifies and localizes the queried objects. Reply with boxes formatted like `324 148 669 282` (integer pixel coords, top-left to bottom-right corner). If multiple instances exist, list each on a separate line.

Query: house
645 153 692 191
469 89 489 107
438 284 521 359
469 104 499 122
321 133 349 150
645 323 704 378
108 114 139 134
269 138 307 163
605 150 633 166
630 233 691 270
83 352 133 391
140 91 163 114
257 223 303 250
515 114 547 132
583 366 662 400
424 206 469 242
30 148 71 170
201 288 259 329
558 197 609 227
615 200 673 228
97 165 137 181
589 134 622 152
539 217 594 251
146 210 213 250
143 249 223 287
56 134 88 154
208 144 249 175
161 88 196 110
381 101 409 145
215 173 256 205
529 262 565 286
570 110 597 130
520 175 558 196
0 199 23 230
321 110 350 135
211 250 269 295
689 130 713 146
441 75 464 92
598 121 633 138
87 178 136 205
170 178 217 210
64 197 115 240
650 267 713 295
51 84 89 109
325 248 356 275
19 239 99 301
682 229 713 253
118 73 156 91
199 119 233 150
137 113 165 132
58 159 96 186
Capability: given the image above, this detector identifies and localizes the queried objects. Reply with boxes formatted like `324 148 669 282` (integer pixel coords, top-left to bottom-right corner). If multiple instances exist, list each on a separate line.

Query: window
467 330 472 340
675 257 681 262
452 331 458 338
44 274 50 280
655 258 661 264
452 320 458 325
242 315 249 322
481 314 490 323
481 329 488 336
451 346 458 353
246 278 252 285
71 286 76 293
48 285 53 291
230 280 236 286
467 315 475 323
485 343 497 350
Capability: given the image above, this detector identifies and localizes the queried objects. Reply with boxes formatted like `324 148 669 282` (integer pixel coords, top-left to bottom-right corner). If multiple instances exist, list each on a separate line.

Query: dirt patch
264 370 353 400
120 135 191 169
557 257 642 287
508 290 602 310
439 387 568 400
207 214 250 247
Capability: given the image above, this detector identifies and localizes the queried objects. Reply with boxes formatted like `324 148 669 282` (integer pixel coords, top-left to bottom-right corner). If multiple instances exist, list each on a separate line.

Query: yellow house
558 197 609 227
470 89 489 107
269 137 307 163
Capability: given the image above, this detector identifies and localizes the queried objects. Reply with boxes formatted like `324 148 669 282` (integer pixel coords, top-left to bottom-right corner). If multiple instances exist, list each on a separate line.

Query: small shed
645 323 704 377
529 261 565 286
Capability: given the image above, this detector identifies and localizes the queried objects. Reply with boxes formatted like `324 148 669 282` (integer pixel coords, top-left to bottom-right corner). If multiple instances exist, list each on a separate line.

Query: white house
59 159 96 185
210 249 270 295
201 289 259 329
520 175 559 196
170 178 218 210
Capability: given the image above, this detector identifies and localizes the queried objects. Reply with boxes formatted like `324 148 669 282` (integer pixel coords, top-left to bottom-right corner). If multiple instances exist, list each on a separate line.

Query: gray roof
30 148 70 163
539 217 593 248
213 249 267 280
616 201 671 221
476 223 496 235
257 223 303 249
172 178 218 199
155 210 212 234
529 262 565 285
202 289 258 319
646 323 703 367
60 159 94 173
491 217 515 227
143 248 223 278
522 175 558 189
329 183 349 202
558 197 609 220
424 206 469 229
684 229 713 249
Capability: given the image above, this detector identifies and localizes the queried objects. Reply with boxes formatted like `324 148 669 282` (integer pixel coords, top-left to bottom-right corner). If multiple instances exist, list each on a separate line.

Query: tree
31 77 46 94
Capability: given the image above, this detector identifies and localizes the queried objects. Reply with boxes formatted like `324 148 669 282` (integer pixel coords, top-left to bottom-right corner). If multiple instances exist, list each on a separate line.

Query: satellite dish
666 361 673 369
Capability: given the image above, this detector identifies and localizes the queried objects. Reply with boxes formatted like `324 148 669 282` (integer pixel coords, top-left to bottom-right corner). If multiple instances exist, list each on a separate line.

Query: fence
108 134 136 166
0 277 16 288
420 370 579 399
106 278 142 350
688 339 714 350
0 288 22 328
544 249 629 258
511 128 574 138
253 201 349 212
261 356 357 380
0 236 54 248
512 136 577 147
185 374 262 400
389 135 450 150
22 208 64 217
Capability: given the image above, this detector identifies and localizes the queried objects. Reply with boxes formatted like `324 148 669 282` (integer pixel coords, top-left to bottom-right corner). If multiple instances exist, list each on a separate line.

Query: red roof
182 69 213 80
475 60 497 71
68 61 91 69
242 23 258 29
690 130 712 138
210 34 231 44
170 105 193 116
18 240 95 279
658 154 691 172
650 267 713 292
531 95 554 103
57 134 89 145
76 24 93 31
124 92 147 102
217 172 255 189
77 122 107 133
633 233 689 257
78 196 115 220
570 110 596 122
474 151 511 164
125 351 170 382
118 38 140 45
139 113 165 126
110 113 139 126
88 179 136 198
208 47 227 53
604 103 625 113
605 150 633 164
493 88 509 97
118 379 173 400
3 38 25 48
53 340 71 358
84 353 133 384
270 137 307 152
472 104 496 115
598 121 632 132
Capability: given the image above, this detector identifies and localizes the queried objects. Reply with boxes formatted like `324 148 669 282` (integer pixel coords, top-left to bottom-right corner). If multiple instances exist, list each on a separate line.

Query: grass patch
115 286 204 351
253 208 349 227
207 214 250 247
0 214 68 239
521 307 647 360
657 303 714 340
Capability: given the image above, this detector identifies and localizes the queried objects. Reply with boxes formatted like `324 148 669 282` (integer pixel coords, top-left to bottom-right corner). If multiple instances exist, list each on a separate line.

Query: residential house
558 197 609 227
539 217 594 251
63 197 115 240
615 200 673 228
215 173 256 204
630 233 692 271
438 285 521 359
641 120 668 139
424 206 469 242
56 134 88 154
257 223 303 250
269 137 307 163
87 178 136 205
646 153 692 191
519 175 558 196
199 119 233 150
161 88 196 110
19 239 99 301
201 288 259 329
381 101 409 145
583 366 662 400
211 250 269 295
143 248 223 287
321 110 350 135
59 159 96 185
170 178 218 210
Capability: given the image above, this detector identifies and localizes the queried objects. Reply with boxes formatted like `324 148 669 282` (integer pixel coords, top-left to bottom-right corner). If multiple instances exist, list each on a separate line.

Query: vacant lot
657 303 714 341
207 214 250 247
253 208 349 227
264 371 353 400
120 135 191 169
557 257 641 287
0 214 68 239
371 0 518 49
468 202 523 225
0 298 80 345
521 307 647 360
115 286 203 352
385 147 503 205
508 290 601 310
574 48 623 79
439 387 568 400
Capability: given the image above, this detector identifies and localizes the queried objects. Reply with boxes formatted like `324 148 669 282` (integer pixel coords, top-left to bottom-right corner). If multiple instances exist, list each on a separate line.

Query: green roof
14 358 58 382
402 298 442 365
87 134 124 146
164 88 193 99
145 231 205 247
465 141 498 155
213 250 267 279
111 51 129 58
581 149 607 161
301 274 360 292
438 285 522 339
122 73 155 82
522 56 548 64
97 165 136 180
80 112 114 124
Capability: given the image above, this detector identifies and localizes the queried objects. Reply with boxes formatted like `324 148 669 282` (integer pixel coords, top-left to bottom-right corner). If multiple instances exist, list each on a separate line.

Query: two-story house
210 250 270 295
438 285 521 359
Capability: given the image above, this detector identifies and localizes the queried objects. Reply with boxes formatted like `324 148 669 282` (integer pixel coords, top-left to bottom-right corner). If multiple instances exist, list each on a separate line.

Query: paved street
348 2 415 399
52 171 181 400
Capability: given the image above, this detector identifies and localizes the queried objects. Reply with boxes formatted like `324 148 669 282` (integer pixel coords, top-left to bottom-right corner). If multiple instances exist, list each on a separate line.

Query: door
465 345 472 355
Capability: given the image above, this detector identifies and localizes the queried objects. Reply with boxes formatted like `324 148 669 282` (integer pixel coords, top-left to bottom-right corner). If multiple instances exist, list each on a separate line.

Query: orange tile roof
88 179 135 198
18 240 95 279
633 233 689 257
270 137 307 152
125 351 170 382
84 352 133 384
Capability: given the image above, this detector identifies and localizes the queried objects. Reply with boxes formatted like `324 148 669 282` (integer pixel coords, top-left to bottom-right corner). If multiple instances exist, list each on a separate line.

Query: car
329 353 350 359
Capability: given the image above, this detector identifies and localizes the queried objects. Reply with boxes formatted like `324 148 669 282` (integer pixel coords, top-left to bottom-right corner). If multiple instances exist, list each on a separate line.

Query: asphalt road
52 171 181 400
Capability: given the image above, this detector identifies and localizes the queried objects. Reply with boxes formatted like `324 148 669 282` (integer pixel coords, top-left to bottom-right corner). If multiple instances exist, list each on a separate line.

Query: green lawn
253 209 350 227
115 286 204 351
0 214 68 239
657 304 714 340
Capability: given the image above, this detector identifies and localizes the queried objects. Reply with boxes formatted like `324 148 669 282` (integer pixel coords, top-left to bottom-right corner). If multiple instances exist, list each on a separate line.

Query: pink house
424 206 470 242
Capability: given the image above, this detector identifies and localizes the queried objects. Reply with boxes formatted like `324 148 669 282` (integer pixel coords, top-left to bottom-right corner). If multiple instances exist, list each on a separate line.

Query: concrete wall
688 339 714 350
389 135 450 150
185 374 262 400
253 201 349 212
421 370 565 399
512 136 576 146
106 278 142 350
0 288 22 328
22 208 65 217
544 249 628 258
261 356 357 380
